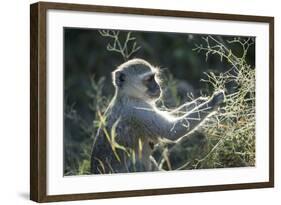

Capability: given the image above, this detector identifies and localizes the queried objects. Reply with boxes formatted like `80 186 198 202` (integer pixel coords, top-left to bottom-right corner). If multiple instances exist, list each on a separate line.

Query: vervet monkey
91 58 224 174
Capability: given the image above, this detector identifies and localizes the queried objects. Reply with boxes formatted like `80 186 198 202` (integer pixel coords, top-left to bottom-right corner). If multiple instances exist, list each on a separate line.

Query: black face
144 74 161 98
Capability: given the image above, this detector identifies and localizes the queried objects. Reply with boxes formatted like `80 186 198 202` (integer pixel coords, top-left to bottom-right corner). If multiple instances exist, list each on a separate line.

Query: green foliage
64 76 110 175
192 36 255 168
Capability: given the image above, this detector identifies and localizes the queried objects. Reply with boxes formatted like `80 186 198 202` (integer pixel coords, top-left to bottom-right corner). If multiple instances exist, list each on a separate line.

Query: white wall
0 0 279 204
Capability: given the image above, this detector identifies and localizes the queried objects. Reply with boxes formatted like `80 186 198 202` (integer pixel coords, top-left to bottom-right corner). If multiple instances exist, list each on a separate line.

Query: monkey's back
90 101 155 174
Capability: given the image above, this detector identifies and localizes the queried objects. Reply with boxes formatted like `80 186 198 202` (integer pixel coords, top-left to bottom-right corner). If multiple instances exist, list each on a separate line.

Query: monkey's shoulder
105 102 145 121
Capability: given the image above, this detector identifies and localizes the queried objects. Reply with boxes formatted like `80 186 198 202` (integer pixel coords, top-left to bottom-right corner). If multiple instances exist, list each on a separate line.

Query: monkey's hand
209 90 225 109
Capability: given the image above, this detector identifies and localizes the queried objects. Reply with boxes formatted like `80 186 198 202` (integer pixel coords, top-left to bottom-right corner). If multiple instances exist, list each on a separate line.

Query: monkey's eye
146 75 155 82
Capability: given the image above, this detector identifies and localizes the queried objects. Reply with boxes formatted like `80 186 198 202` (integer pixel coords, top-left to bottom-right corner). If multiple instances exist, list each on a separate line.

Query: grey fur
90 59 224 174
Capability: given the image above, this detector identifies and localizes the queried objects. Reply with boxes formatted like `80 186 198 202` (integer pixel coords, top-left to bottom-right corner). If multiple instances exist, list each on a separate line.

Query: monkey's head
112 59 162 101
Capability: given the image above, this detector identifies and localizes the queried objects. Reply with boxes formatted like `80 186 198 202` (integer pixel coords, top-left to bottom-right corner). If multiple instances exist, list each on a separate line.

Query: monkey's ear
112 71 126 87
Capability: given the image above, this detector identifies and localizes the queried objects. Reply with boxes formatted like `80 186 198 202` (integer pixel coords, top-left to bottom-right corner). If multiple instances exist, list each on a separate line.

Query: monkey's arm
167 90 224 140
134 90 224 141
170 96 209 115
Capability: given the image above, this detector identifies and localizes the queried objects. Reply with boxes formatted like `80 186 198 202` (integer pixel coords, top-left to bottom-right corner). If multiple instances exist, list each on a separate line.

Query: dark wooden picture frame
30 1 274 202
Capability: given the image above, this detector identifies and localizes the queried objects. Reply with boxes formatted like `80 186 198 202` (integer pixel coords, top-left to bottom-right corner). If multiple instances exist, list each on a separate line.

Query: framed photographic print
30 1 274 202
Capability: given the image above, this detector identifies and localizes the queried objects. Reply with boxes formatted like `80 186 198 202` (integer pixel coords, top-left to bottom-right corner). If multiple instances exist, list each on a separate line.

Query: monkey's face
119 71 161 101
142 72 161 100
113 59 162 101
